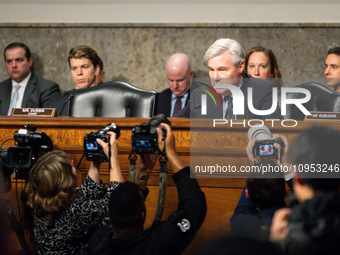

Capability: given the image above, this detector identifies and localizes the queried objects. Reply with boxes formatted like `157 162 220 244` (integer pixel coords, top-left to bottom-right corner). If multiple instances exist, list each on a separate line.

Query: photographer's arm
246 137 259 165
135 124 186 190
274 135 294 186
156 123 206 253
275 135 290 167
157 124 186 173
88 162 101 185
96 132 124 183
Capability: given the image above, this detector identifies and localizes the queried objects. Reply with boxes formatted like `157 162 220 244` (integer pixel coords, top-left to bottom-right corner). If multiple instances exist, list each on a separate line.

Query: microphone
59 91 74 116
176 103 201 118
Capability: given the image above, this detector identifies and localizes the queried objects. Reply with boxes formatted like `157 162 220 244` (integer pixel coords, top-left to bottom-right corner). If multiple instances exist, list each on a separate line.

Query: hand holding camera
273 135 289 167
84 123 120 162
131 114 170 155
247 125 286 165
84 123 123 183
157 123 186 174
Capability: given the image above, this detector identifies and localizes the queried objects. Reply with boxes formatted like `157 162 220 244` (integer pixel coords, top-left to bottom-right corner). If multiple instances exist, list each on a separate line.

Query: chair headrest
69 81 157 117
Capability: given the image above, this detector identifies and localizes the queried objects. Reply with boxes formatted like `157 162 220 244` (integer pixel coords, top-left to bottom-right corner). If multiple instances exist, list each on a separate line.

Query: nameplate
305 111 340 121
11 108 57 117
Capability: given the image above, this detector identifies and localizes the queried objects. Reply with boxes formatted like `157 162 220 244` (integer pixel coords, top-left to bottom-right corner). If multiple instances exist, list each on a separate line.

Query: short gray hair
204 38 245 67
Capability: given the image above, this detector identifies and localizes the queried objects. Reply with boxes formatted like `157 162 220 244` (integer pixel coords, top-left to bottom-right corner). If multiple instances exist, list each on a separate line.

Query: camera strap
108 142 112 171
128 152 138 182
128 149 168 223
153 154 168 223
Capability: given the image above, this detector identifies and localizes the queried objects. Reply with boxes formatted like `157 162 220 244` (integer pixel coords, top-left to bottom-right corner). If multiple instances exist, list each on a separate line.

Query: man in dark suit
180 38 282 119
0 42 61 116
156 53 195 117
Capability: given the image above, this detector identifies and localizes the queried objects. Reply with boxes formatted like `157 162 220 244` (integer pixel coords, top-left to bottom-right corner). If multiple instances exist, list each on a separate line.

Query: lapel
22 74 37 107
187 82 199 106
1 79 12 115
239 75 250 119
185 93 190 106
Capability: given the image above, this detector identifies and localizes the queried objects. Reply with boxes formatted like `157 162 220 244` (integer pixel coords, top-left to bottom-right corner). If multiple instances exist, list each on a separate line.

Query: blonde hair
26 150 77 226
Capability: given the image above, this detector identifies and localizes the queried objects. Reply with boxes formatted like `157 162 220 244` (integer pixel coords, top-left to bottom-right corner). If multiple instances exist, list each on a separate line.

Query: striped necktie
172 96 183 117
224 96 234 119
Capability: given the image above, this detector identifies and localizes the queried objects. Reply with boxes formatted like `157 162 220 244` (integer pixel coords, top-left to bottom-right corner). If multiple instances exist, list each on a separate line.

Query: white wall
0 0 339 23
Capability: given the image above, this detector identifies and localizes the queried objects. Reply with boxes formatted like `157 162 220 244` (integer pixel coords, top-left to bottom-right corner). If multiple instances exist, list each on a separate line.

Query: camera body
131 114 171 154
254 139 284 157
248 125 284 157
0 124 53 191
84 123 120 162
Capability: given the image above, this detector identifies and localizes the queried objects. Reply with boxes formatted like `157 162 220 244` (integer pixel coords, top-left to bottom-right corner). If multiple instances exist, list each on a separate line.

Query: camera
131 114 171 154
247 125 284 157
0 124 53 191
84 123 120 162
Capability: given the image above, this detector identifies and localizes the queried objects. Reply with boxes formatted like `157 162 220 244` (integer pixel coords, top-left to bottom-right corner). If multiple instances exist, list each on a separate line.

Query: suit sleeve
259 84 283 119
40 81 62 108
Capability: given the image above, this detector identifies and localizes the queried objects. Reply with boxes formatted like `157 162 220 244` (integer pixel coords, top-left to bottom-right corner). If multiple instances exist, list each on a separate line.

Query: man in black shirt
88 123 207 255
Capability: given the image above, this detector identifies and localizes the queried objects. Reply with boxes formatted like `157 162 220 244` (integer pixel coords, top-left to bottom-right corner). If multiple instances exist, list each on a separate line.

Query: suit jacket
0 74 61 115
230 187 287 240
179 74 282 119
52 90 75 116
155 83 199 117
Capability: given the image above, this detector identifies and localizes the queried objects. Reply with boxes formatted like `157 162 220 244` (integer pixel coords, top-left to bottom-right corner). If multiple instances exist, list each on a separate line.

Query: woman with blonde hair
26 132 123 255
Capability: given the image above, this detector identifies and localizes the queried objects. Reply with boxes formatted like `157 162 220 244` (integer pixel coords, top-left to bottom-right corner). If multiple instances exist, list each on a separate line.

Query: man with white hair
156 53 196 117
180 38 282 119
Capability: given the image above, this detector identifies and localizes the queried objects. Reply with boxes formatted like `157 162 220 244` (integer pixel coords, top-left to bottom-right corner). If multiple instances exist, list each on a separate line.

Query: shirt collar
171 91 189 100
12 72 31 90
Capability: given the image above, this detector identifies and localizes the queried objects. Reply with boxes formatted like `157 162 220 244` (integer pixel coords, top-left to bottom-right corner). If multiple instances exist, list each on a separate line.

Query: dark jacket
156 83 200 117
0 74 61 115
280 193 340 255
179 74 282 119
230 187 287 240
88 167 207 255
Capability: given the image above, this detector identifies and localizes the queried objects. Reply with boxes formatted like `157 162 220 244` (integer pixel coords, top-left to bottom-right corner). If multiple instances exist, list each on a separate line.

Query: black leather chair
69 81 157 117
285 82 340 120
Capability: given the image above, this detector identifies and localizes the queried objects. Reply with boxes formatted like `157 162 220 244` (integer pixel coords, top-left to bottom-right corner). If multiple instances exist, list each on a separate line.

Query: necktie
224 96 234 119
7 85 21 116
172 97 182 117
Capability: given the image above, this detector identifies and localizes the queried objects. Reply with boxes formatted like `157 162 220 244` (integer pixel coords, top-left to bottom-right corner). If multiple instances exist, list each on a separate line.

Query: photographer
88 123 207 255
230 132 291 240
25 132 123 255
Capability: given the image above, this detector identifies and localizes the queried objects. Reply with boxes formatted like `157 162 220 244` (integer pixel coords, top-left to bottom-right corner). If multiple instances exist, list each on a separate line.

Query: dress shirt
11 72 31 108
222 79 243 119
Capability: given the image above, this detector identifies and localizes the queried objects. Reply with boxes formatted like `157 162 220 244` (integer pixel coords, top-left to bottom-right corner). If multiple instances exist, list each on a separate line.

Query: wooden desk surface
0 117 339 254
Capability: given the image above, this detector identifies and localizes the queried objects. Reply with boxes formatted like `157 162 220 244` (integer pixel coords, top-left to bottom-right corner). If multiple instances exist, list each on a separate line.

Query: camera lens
247 125 271 141
148 114 171 127
8 147 31 167
100 123 120 139
15 151 29 165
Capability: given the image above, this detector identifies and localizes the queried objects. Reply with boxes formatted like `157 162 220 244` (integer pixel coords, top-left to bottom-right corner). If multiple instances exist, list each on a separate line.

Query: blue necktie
7 85 21 116
172 97 182 117
224 96 234 119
